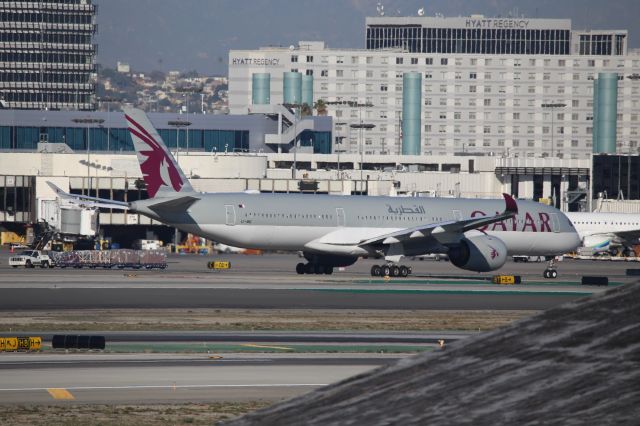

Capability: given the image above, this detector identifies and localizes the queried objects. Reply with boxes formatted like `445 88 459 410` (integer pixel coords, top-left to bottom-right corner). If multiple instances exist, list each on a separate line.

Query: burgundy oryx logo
125 114 184 197
489 245 499 259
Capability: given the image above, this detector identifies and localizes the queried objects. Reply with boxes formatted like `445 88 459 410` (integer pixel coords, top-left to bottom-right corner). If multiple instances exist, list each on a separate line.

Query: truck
9 250 54 268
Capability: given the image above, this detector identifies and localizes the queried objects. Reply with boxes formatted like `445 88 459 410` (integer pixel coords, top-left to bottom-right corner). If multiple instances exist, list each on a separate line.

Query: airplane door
452 210 462 221
550 213 560 233
225 205 236 226
336 208 346 227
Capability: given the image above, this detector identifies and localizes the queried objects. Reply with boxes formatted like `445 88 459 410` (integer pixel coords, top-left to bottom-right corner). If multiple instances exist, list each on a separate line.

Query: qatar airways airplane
49 108 581 279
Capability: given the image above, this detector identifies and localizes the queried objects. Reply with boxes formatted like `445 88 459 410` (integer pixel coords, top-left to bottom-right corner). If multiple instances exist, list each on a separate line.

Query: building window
396 57 403 65
441 58 448 65
291 55 298 63
425 58 433 65
306 56 313 62
411 58 418 65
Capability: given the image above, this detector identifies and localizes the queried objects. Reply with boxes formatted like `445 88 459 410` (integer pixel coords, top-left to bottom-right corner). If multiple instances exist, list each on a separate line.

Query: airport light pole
175 85 203 154
542 102 566 158
327 101 374 193
168 119 191 164
72 117 104 197
97 96 118 151
334 122 348 177
168 118 191 252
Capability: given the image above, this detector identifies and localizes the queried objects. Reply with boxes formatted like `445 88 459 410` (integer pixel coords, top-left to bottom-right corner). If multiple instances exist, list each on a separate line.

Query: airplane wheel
399 265 409 277
381 265 391 277
315 264 324 275
304 263 314 274
550 270 558 279
324 266 333 275
390 265 400 277
296 263 305 275
371 265 381 277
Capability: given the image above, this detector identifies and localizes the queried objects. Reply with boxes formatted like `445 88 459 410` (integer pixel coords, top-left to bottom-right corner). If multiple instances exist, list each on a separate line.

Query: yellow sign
208 261 231 270
0 336 42 351
29 337 42 351
492 275 517 285
4 337 18 351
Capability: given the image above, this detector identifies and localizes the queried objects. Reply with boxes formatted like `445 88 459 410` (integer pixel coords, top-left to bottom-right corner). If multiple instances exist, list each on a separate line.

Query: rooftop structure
365 15 627 56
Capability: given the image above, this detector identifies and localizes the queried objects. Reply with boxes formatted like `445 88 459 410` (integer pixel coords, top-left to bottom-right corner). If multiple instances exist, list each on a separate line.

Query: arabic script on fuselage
385 204 426 215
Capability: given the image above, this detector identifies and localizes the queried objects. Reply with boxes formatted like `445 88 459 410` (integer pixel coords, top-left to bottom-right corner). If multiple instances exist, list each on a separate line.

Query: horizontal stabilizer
147 195 200 213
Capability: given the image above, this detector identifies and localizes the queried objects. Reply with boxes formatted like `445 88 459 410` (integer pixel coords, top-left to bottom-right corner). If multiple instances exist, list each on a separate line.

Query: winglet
502 193 518 214
47 181 69 197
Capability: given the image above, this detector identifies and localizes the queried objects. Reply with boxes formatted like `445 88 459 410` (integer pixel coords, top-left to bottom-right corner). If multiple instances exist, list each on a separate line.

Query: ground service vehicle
9 250 54 268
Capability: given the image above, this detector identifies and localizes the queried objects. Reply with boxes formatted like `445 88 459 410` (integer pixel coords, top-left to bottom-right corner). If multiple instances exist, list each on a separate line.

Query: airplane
48 107 581 279
565 211 640 256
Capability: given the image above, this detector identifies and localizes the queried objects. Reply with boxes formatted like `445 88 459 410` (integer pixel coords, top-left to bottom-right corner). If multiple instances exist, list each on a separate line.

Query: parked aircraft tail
123 107 194 198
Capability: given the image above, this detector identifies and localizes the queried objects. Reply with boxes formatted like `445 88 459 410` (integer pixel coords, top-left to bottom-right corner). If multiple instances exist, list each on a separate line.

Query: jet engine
447 233 508 272
582 235 612 252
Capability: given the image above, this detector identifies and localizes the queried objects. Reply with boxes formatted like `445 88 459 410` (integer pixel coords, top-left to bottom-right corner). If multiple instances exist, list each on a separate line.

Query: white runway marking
0 383 328 392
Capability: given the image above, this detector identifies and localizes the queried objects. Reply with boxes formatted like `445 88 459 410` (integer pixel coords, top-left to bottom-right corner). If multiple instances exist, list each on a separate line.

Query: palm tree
300 103 313 117
314 99 327 116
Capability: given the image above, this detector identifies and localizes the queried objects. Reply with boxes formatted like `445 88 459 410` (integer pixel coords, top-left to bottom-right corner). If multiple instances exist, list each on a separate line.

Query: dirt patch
0 309 536 332
3 402 270 425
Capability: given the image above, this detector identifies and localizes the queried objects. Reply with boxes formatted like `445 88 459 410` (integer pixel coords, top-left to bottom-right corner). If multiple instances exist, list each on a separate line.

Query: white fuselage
135 193 581 258
566 212 640 249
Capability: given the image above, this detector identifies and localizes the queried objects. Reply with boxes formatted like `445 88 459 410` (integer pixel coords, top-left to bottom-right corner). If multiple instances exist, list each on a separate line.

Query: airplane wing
358 193 518 247
46 181 130 210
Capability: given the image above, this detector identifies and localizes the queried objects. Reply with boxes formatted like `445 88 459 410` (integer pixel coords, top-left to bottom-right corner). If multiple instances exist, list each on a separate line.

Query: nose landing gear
371 264 411 278
543 257 558 279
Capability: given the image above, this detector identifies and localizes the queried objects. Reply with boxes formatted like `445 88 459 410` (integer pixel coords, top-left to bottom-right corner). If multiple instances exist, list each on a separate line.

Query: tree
300 103 313 117
314 99 327 116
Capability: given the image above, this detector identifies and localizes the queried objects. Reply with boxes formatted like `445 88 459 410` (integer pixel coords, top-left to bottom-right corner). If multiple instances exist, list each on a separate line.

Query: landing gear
543 257 558 279
370 263 412 278
296 262 334 275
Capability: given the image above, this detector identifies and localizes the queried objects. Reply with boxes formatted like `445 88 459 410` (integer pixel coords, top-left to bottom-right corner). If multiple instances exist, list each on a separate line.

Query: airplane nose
567 230 581 252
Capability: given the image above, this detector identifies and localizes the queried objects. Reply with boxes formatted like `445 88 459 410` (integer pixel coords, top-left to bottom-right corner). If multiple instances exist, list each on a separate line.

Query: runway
0 353 395 404
0 250 632 406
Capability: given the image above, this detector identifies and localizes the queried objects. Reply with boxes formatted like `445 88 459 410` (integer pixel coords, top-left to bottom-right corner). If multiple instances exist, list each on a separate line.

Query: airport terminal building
229 15 640 160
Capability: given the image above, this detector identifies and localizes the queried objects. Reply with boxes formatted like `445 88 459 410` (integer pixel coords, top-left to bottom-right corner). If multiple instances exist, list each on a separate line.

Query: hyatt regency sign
232 57 280 66
465 18 530 29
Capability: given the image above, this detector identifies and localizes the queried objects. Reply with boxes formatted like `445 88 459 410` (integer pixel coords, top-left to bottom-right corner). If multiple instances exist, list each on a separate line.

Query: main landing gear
370 264 412 278
543 257 558 279
296 262 334 275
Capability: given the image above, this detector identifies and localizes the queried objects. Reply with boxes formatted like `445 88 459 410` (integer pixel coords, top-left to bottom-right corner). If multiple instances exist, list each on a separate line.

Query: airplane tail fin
123 106 194 198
